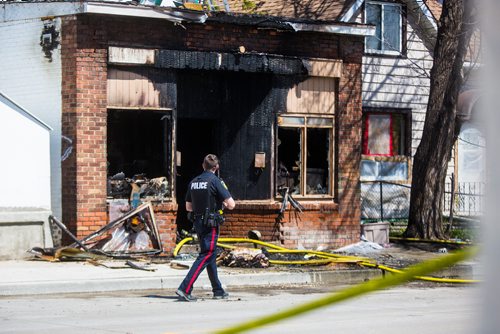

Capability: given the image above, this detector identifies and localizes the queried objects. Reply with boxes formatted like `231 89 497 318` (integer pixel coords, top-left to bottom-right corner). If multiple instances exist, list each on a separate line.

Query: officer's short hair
203 154 219 171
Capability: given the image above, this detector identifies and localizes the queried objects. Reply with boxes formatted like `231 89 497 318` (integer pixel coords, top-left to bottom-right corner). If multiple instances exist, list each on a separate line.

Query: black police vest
190 174 217 215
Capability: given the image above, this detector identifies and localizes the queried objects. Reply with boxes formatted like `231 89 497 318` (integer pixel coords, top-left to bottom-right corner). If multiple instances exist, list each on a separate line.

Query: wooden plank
107 67 161 108
107 68 117 106
129 70 136 107
108 47 155 65
117 68 125 107
306 59 342 78
286 77 336 114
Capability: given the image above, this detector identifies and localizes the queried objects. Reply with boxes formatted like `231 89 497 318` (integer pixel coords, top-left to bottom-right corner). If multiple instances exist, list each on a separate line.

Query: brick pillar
61 16 108 240
153 203 178 254
337 41 364 243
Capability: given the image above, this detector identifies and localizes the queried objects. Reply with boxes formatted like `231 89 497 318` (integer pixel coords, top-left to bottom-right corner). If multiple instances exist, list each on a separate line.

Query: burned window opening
306 128 330 195
277 115 333 197
277 128 301 193
107 109 172 202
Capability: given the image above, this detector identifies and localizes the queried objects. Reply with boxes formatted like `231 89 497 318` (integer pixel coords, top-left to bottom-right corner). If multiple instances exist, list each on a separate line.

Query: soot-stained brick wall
61 13 363 253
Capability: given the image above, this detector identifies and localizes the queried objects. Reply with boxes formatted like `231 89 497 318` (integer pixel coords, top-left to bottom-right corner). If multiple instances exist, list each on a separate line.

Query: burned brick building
1 1 372 254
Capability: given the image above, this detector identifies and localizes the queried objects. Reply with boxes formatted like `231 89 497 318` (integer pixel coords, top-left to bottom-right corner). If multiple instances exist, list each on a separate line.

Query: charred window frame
107 108 175 201
276 115 334 197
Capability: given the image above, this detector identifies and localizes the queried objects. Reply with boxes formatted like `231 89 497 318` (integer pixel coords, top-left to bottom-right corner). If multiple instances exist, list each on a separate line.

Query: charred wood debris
107 172 170 202
28 175 318 271
29 203 163 271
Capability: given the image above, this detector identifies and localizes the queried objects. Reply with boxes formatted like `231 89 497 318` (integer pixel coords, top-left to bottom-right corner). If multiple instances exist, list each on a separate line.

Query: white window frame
365 1 403 55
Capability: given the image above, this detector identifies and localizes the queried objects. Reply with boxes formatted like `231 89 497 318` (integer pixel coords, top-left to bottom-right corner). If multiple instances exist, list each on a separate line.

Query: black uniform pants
178 217 224 295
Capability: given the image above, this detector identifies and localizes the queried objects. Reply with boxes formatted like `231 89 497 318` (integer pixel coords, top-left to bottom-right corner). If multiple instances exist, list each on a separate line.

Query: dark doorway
175 69 274 233
175 119 216 233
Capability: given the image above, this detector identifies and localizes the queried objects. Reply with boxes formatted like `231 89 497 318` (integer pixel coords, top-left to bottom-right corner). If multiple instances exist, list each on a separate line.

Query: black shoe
176 289 197 302
213 291 229 299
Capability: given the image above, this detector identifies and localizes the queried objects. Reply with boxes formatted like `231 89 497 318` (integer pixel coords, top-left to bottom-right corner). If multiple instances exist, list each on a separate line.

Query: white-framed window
276 115 334 197
365 1 403 55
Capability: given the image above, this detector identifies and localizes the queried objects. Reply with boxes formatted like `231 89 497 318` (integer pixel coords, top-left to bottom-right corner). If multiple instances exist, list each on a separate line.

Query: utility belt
190 210 225 227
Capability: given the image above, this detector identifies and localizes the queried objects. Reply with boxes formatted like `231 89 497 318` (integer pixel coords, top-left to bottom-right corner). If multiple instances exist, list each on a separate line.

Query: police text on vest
191 182 208 190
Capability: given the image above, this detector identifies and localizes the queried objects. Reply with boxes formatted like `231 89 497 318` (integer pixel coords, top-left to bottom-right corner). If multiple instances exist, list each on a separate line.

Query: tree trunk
405 0 475 239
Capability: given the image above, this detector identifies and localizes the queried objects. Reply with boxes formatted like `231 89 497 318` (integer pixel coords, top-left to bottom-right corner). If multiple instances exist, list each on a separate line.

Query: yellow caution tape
213 246 479 334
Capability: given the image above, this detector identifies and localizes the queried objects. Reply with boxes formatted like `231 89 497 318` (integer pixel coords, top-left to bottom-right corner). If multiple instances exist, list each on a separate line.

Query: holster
204 212 224 227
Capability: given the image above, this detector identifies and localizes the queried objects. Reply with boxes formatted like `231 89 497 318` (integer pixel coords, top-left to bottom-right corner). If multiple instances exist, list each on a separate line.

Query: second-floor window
366 1 403 55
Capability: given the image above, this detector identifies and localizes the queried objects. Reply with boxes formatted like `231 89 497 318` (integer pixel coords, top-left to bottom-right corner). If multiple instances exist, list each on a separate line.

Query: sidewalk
0 251 478 297
0 259 385 296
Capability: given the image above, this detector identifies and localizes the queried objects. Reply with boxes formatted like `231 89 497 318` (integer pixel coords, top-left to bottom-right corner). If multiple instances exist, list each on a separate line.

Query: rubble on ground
217 248 270 268
28 203 165 270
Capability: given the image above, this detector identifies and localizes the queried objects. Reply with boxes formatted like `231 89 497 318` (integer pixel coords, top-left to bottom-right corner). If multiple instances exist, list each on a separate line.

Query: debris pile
333 241 384 255
107 172 169 202
217 248 270 268
29 203 164 263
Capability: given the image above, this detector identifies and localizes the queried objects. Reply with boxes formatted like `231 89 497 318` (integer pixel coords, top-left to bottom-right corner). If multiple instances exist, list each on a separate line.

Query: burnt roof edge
206 12 375 36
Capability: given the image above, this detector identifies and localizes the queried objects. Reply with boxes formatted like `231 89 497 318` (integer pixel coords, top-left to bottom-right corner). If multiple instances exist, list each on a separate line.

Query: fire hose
173 237 479 284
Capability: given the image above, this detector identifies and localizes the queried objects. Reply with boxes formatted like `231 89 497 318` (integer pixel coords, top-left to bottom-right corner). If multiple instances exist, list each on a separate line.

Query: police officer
176 154 235 302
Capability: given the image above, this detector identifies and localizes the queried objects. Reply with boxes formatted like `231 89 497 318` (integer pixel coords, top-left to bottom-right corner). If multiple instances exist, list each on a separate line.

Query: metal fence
361 179 485 222
443 180 485 217
361 181 411 221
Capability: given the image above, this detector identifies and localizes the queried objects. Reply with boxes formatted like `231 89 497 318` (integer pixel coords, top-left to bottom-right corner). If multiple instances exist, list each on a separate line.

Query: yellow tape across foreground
213 246 479 334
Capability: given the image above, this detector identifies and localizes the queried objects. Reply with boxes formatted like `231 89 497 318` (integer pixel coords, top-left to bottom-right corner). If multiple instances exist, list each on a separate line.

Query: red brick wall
61 16 108 242
60 14 363 253
152 203 178 253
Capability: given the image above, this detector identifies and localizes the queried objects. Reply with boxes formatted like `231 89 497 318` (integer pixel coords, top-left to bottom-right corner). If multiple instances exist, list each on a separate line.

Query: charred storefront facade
61 8 367 253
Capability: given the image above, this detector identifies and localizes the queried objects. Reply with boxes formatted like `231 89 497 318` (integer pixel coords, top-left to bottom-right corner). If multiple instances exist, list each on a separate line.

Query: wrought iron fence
443 180 485 217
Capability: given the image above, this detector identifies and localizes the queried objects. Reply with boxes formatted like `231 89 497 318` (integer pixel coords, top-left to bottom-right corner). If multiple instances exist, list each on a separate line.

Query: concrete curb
0 270 383 297
0 261 478 297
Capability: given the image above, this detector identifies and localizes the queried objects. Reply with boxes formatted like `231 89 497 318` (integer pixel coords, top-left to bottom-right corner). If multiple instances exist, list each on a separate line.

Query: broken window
107 109 173 201
277 115 334 196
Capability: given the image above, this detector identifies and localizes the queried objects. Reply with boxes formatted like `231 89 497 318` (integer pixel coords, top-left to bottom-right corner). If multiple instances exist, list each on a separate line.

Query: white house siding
0 96 51 209
0 18 62 218
362 20 433 159
0 94 53 259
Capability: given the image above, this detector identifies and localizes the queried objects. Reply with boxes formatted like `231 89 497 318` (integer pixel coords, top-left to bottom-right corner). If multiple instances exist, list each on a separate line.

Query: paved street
0 284 480 334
